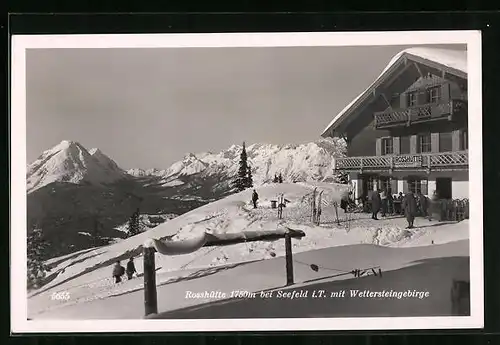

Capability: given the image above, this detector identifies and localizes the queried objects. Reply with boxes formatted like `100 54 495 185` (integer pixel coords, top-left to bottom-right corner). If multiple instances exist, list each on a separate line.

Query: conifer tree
247 165 254 188
27 227 49 289
127 208 141 237
232 142 250 192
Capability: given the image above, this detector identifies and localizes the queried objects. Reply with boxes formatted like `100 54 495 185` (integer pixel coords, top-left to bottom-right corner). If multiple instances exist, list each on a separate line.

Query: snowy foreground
28 182 470 319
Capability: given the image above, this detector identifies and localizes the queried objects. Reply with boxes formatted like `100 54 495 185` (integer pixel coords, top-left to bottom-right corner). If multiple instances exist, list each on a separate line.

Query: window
381 138 393 155
427 86 442 103
407 92 418 107
418 133 432 153
407 177 428 195
366 176 377 194
400 136 410 154
408 179 422 194
380 177 392 193
461 129 468 150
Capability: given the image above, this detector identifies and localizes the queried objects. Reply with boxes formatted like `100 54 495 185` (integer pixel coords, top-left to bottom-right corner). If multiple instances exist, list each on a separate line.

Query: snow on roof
321 47 467 137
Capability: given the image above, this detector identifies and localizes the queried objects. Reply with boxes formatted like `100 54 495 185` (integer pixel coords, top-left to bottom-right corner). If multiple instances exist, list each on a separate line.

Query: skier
402 191 418 229
126 257 137 280
112 260 125 283
278 173 283 183
252 189 259 209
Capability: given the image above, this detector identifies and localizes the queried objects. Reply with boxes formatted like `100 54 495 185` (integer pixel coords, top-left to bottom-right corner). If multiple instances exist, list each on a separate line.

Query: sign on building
393 155 423 168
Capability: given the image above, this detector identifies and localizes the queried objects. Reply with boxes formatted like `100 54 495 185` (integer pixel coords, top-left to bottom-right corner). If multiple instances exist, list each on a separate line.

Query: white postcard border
11 30 483 333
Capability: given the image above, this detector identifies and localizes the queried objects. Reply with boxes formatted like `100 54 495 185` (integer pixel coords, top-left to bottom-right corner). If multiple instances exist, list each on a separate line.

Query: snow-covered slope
31 182 468 309
27 140 128 194
127 137 347 188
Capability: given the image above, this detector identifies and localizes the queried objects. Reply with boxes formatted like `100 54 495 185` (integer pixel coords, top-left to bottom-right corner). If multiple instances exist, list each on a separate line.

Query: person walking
126 257 137 280
252 189 259 209
370 188 381 220
112 260 125 284
402 191 418 229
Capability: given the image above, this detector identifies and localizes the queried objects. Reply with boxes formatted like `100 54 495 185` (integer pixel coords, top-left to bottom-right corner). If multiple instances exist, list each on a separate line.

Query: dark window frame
381 137 393 155
418 133 432 153
427 86 442 104
408 177 424 194
407 91 418 107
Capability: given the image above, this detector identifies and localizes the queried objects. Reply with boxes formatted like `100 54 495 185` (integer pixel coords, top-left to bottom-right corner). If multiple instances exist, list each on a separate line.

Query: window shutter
403 179 409 193
400 136 410 154
376 138 382 156
441 82 450 101
390 178 398 194
417 89 428 105
431 133 440 153
410 135 418 154
393 137 400 155
452 130 461 151
421 179 428 196
400 93 407 108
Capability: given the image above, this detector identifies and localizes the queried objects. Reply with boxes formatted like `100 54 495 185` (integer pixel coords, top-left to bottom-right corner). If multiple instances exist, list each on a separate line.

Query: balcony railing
335 150 468 172
374 99 467 129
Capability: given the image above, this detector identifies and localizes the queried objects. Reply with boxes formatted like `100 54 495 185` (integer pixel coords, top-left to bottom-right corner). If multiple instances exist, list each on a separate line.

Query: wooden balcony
374 99 467 129
334 150 468 173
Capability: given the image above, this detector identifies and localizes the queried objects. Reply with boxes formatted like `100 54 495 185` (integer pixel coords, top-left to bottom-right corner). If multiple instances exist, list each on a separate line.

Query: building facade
321 48 468 201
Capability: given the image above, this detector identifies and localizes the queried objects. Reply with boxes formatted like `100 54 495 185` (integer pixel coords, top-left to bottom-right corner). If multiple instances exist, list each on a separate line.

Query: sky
26 43 465 169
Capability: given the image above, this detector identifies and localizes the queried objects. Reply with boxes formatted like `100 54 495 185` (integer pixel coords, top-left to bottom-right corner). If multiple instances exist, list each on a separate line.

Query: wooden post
451 280 470 316
284 232 294 286
334 202 340 225
143 246 158 316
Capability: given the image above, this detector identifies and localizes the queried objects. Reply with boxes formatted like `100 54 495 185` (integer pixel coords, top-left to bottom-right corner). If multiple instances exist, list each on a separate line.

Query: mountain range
26 138 346 258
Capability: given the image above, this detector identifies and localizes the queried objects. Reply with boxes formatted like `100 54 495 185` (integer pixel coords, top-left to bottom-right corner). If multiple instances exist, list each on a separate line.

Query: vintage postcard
11 31 483 332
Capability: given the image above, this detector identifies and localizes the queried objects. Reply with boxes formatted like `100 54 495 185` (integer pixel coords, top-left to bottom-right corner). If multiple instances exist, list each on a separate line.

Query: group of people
112 257 137 283
359 188 439 229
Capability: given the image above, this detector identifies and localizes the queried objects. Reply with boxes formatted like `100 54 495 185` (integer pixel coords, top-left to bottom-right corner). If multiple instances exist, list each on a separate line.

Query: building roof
321 48 467 137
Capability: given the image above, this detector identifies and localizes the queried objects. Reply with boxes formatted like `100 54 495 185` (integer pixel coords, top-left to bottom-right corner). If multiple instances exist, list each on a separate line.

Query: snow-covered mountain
27 140 128 194
127 137 347 188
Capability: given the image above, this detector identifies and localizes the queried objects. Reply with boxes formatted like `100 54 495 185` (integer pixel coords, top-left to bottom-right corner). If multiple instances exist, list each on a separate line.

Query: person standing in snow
340 189 350 213
126 257 137 280
112 260 125 283
252 189 259 209
387 189 394 215
402 191 418 229
429 190 440 221
273 174 279 183
278 173 283 183
370 188 381 220
380 188 388 217
417 191 429 220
